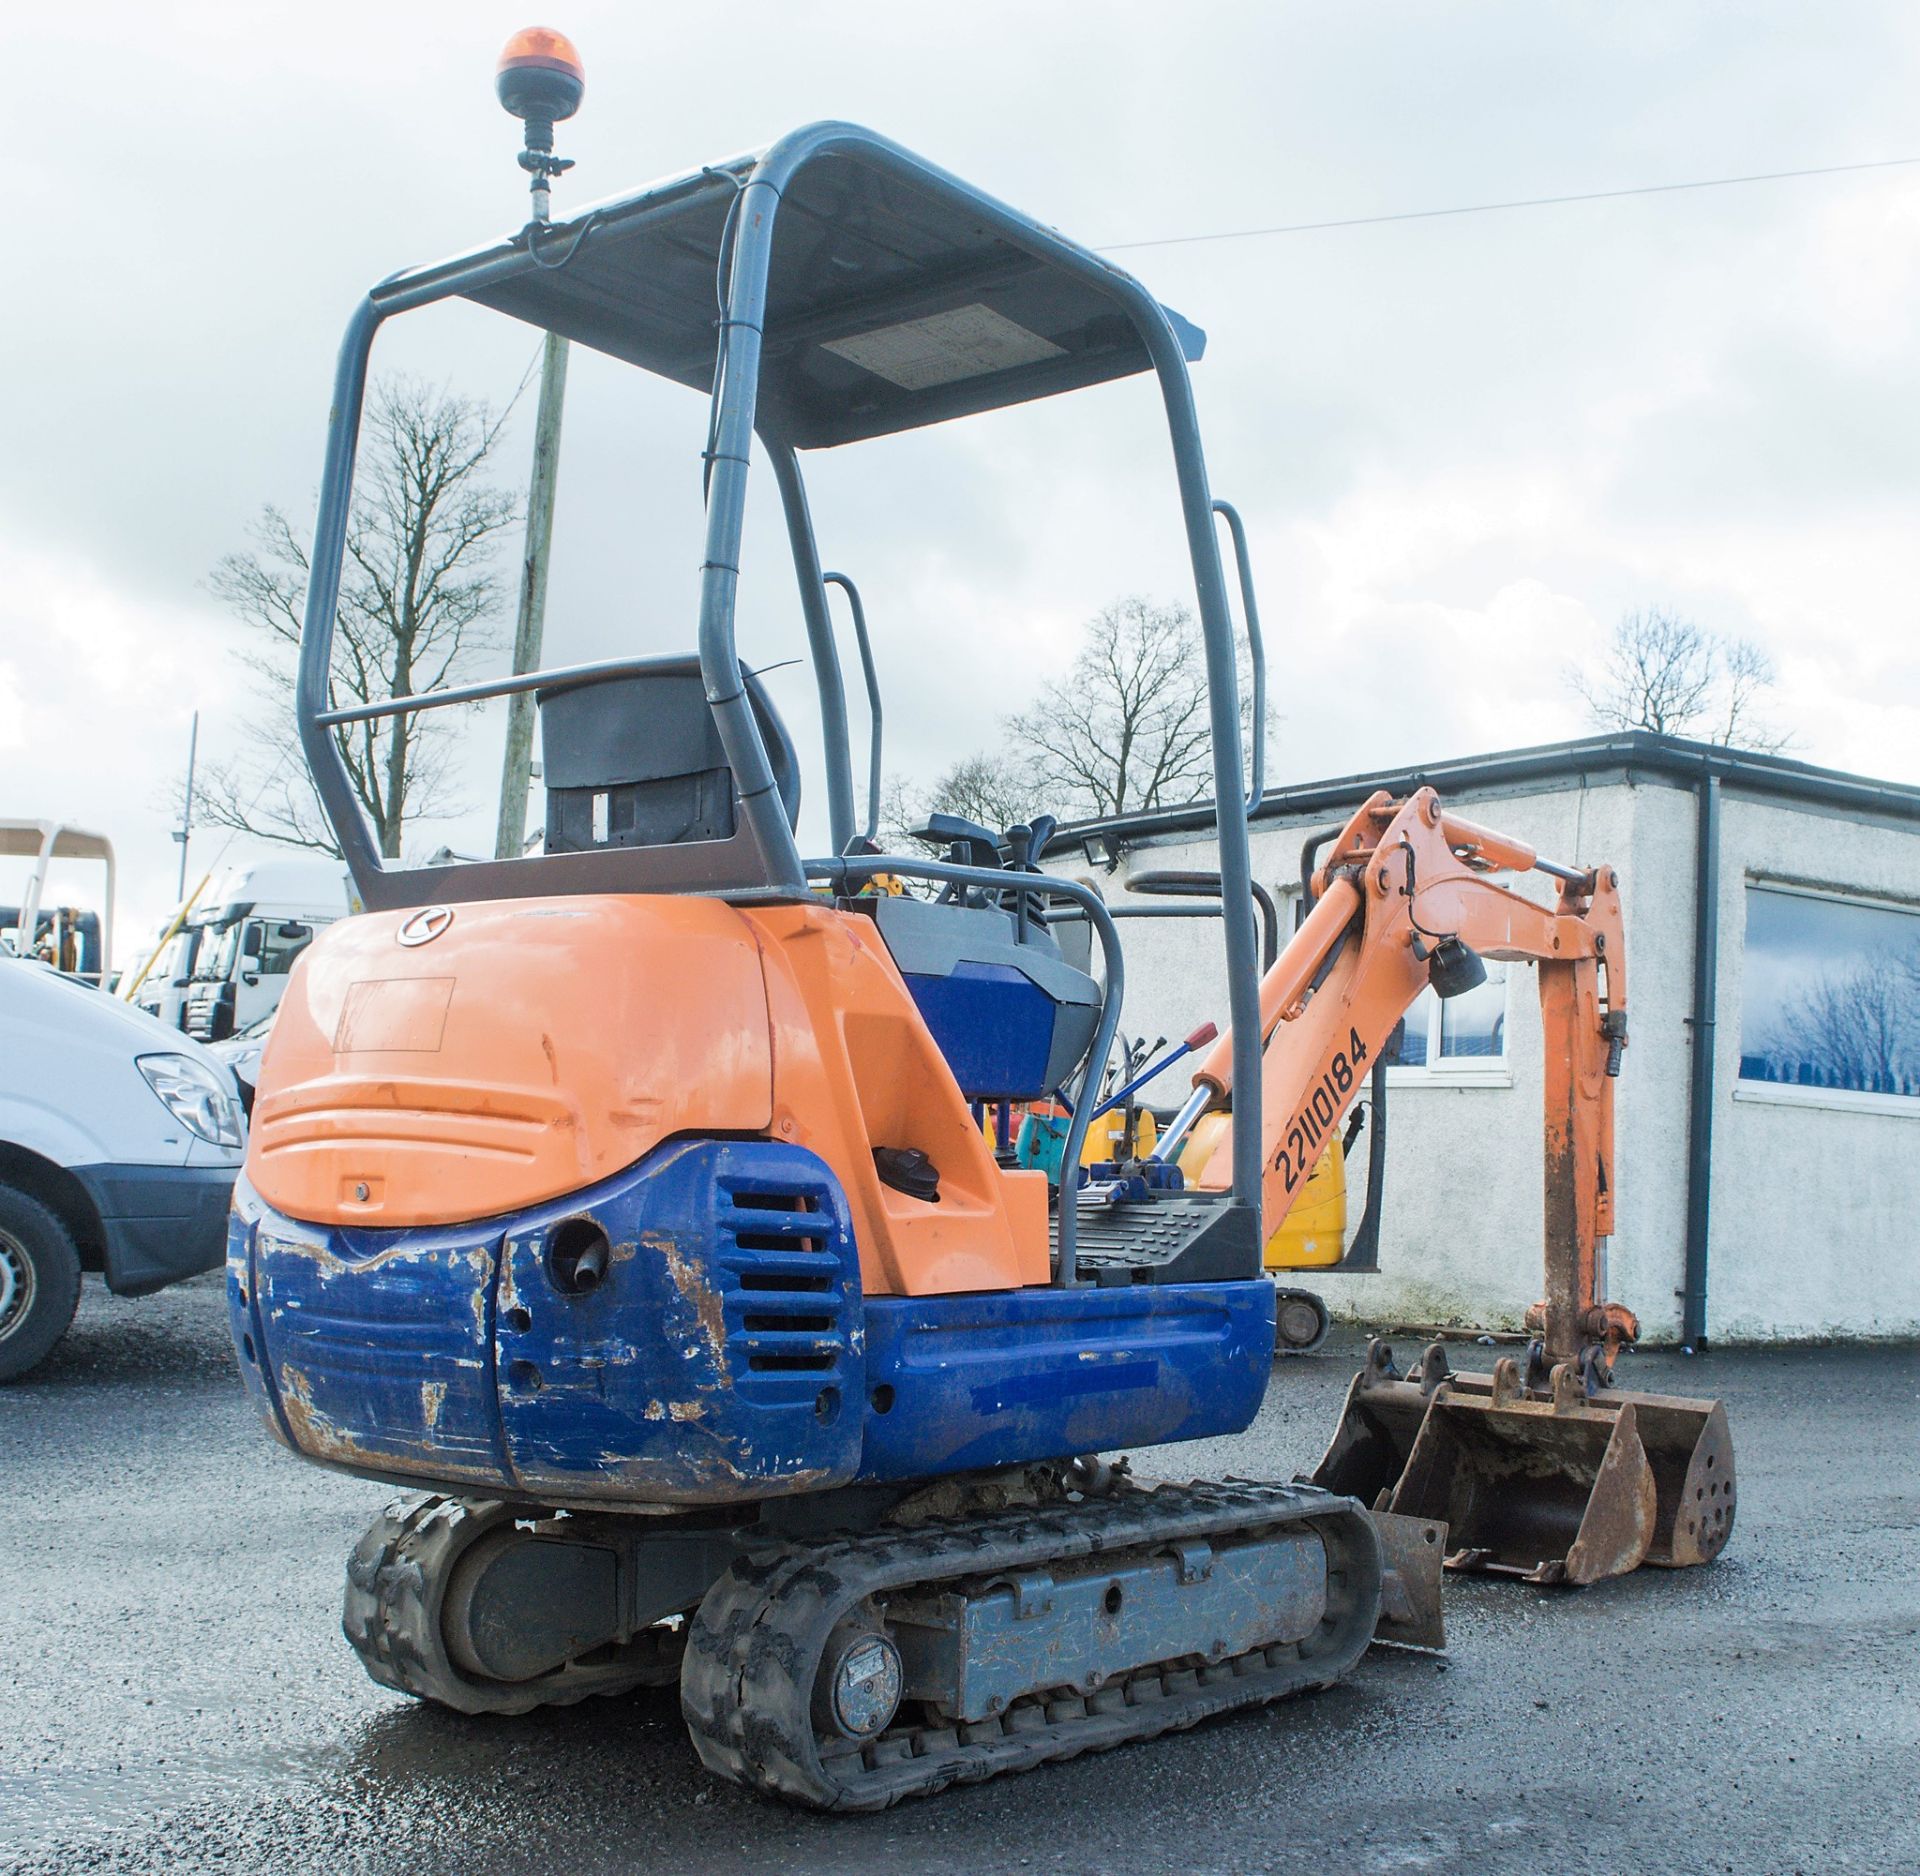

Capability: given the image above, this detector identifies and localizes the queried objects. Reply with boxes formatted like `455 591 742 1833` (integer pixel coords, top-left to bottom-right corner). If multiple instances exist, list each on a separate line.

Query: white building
1071 731 1920 1345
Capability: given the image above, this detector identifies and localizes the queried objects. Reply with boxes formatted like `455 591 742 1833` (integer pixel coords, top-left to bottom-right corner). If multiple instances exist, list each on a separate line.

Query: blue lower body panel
229 1135 1273 1507
860 1283 1274 1479
232 1138 865 1506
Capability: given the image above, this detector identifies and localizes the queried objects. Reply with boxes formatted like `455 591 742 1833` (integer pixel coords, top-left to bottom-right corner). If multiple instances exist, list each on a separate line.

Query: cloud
0 662 25 753
0 525 246 948
4 0 1918 937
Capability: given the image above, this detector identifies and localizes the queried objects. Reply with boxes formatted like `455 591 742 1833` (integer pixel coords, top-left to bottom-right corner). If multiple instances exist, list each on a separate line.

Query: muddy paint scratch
467 1245 494 1340
278 1365 381 1469
639 1400 706 1422
655 1236 730 1378
275 1363 499 1482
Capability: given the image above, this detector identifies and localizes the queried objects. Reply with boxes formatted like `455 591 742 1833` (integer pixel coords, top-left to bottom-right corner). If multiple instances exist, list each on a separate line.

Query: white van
0 960 246 1380
171 857 356 1042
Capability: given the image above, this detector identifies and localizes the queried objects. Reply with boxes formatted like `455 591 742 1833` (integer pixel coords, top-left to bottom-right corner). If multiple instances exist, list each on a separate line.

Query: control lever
911 812 1003 872
1004 824 1033 938
1091 1022 1219 1122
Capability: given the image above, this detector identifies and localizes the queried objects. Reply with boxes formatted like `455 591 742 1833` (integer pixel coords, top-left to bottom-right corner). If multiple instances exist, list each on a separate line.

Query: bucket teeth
1306 1342 1733 1589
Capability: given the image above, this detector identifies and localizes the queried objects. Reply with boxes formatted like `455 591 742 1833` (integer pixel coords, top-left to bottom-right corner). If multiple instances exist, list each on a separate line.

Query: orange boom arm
1186 787 1633 1366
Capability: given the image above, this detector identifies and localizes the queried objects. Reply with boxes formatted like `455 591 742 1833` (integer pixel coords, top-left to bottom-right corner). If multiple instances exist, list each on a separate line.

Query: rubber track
342 1495 678 1715
681 1478 1381 1810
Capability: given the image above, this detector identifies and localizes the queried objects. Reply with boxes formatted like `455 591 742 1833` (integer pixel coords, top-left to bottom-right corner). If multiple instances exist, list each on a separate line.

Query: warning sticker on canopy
822 304 1066 392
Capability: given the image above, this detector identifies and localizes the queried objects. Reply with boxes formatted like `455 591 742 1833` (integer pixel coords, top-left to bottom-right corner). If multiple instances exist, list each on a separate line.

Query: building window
1738 886 1920 1099
1386 963 1509 1076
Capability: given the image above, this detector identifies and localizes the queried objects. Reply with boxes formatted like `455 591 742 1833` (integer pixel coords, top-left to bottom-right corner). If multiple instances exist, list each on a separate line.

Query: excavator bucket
1307 1342 1734 1587
1308 1345 1433 1508
1386 1366 1657 1585
1625 1391 1737 1568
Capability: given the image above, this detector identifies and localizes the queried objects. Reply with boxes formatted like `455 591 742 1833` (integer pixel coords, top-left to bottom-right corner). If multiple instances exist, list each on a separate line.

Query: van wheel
0 1187 83 1383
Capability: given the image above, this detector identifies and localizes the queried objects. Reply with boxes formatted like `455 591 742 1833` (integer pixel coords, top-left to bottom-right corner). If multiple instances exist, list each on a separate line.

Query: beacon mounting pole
492 28 584 858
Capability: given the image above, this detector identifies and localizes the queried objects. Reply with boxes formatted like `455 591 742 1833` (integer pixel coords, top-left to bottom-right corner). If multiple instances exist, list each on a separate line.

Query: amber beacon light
496 27 586 223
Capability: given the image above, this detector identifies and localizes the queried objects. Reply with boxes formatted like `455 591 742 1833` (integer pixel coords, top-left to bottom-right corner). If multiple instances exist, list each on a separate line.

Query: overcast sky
4 2 1917 952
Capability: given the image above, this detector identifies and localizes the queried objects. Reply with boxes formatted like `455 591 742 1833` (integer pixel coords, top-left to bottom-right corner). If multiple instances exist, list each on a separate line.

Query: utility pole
174 710 199 899
494 330 570 858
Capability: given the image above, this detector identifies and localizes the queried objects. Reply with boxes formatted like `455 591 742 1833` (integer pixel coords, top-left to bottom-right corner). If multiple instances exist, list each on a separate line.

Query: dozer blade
1370 1509 1447 1649
1306 1341 1734 1587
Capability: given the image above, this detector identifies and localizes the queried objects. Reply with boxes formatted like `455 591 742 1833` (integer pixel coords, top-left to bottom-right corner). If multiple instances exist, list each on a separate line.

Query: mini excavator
227 33 1730 1809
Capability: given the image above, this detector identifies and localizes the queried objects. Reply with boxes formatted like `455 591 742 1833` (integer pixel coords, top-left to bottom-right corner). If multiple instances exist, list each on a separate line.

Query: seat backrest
539 660 801 858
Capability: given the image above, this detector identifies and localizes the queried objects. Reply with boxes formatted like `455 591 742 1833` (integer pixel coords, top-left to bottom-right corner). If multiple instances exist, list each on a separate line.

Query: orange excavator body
249 895 1049 1295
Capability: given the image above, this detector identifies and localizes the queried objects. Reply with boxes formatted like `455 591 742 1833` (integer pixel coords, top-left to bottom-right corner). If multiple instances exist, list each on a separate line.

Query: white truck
126 917 203 1030
0 960 246 1380
131 856 356 1041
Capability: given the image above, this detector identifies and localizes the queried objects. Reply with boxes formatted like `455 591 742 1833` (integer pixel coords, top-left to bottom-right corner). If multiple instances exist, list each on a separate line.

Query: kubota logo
397 905 455 948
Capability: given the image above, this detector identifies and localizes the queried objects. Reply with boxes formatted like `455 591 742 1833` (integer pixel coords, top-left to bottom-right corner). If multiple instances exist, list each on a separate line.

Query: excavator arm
1181 787 1634 1369
1165 787 1732 1587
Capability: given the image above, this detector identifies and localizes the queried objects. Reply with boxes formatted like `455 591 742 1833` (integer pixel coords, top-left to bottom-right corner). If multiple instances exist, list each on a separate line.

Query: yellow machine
1177 1119 1345 1270
1177 1118 1343 1351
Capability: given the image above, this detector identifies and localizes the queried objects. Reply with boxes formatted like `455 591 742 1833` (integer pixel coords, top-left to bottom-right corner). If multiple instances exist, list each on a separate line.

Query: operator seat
537 659 801 854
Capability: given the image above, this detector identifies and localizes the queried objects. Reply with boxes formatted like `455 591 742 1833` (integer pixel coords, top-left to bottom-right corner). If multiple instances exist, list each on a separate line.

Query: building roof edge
1051 731 1920 852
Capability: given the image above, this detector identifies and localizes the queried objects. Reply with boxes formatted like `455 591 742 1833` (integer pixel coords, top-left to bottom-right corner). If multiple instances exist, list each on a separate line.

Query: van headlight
137 1053 246 1149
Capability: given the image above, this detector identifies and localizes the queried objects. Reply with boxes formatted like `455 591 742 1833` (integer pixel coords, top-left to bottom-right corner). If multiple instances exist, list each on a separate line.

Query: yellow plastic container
988 1103 1160 1172
1175 1113 1346 1269
1082 1106 1158 1165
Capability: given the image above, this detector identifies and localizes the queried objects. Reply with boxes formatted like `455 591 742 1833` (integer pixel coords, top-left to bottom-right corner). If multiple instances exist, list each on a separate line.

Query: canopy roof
0 820 114 865
430 133 1204 449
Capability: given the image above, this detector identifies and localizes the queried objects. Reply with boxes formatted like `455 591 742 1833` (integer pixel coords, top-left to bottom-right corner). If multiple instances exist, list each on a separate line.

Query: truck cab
176 858 356 1042
130 920 203 1029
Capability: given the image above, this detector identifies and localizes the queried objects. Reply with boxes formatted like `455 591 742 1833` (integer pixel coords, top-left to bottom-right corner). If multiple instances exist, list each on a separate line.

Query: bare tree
1714 637 1784 749
1009 597 1248 820
1569 607 1792 753
880 752 1042 847
877 595 1268 843
930 751 1043 833
198 377 520 857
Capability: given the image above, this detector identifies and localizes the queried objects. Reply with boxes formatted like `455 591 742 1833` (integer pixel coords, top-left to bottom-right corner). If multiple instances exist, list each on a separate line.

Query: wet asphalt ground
3 1274 1916 1876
